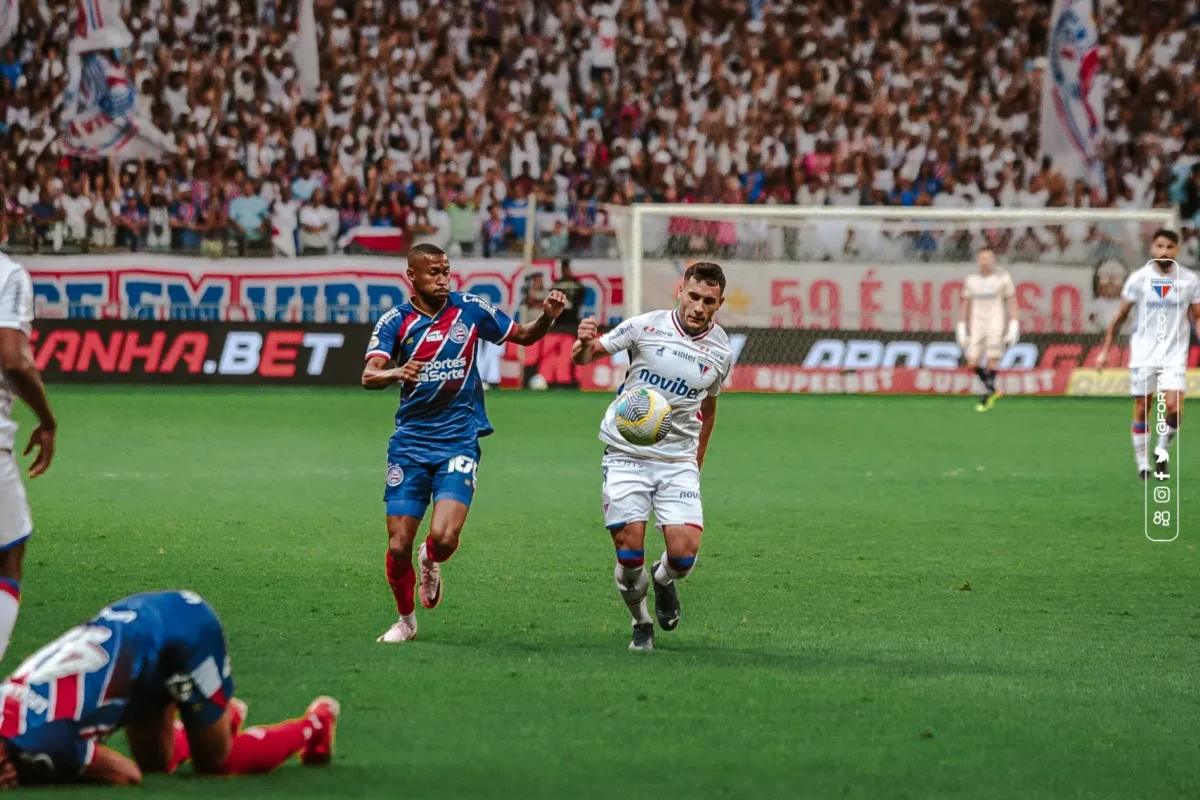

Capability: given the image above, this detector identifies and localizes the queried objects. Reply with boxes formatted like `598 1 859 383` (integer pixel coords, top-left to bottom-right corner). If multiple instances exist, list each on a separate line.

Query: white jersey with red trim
597 310 732 463
1121 261 1200 369
0 254 34 453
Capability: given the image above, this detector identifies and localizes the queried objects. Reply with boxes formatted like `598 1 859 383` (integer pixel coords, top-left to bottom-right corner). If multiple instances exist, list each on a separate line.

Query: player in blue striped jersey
0 590 339 788
363 244 565 643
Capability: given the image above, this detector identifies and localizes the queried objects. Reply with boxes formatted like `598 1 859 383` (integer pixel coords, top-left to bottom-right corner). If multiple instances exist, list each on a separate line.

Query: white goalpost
614 205 1180 325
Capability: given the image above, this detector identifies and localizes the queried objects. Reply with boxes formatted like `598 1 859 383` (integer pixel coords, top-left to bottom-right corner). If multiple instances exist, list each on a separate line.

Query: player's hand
1003 319 1019 347
396 360 426 383
577 316 598 344
1094 347 1109 371
23 424 56 479
543 290 567 320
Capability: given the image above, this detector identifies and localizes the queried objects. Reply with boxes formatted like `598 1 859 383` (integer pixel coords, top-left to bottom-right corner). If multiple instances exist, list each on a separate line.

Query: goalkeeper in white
572 262 733 651
956 246 1019 411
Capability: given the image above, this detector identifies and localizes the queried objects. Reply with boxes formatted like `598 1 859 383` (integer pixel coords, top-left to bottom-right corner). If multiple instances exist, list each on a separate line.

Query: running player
1095 230 1200 480
572 262 733 651
363 244 565 643
0 590 339 788
0 253 56 663
956 247 1019 411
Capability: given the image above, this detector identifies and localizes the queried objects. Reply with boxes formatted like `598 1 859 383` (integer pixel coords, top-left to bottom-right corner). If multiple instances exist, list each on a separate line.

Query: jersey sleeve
0 265 34 331
598 316 645 355
461 293 516 345
1001 273 1016 298
366 310 403 362
1120 273 1142 303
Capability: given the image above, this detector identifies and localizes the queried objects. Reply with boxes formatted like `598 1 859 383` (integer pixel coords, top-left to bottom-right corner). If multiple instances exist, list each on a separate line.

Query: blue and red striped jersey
367 292 515 458
0 591 233 781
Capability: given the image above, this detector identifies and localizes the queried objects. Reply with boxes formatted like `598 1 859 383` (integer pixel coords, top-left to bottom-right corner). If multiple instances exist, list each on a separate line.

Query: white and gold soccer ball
613 387 672 446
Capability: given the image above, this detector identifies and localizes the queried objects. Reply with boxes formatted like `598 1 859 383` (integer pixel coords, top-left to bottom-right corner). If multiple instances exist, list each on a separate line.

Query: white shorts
967 326 1003 364
601 451 703 531
1130 366 1187 396
0 451 32 550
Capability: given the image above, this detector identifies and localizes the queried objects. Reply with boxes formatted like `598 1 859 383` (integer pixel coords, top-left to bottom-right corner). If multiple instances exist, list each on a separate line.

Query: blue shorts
384 444 480 518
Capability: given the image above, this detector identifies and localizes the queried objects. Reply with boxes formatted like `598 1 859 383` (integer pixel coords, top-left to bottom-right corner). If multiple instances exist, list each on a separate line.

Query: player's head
976 247 996 275
407 244 451 305
1150 229 1180 269
0 740 18 789
678 262 725 334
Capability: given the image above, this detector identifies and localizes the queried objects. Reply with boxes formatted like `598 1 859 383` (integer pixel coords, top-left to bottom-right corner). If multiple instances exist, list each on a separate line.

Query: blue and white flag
1039 0 1105 191
60 0 173 162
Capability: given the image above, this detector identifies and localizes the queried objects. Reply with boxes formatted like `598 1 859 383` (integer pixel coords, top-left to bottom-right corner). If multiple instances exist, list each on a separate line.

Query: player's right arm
1096 275 1140 370
572 316 639 365
0 266 55 477
362 356 425 390
361 310 424 389
955 285 971 350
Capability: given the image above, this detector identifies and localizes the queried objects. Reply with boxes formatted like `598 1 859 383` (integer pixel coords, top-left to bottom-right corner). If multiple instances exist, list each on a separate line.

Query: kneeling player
956 247 1018 411
0 590 339 788
572 262 733 650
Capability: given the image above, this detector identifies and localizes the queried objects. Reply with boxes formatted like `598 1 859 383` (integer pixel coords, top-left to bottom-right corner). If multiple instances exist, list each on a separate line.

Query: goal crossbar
623 204 1180 316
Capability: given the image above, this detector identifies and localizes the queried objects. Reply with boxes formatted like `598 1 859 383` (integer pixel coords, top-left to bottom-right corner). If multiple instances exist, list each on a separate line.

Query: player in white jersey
1096 230 1200 480
572 262 733 651
956 247 1019 412
0 253 57 662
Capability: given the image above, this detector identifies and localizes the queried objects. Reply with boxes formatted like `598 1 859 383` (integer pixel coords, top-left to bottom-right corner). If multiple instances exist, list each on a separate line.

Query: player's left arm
697 395 718 472
504 290 567 346
1004 277 1020 346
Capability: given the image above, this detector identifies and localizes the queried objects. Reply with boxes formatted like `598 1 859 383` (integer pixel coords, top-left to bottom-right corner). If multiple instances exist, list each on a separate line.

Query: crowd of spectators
0 0 1197 261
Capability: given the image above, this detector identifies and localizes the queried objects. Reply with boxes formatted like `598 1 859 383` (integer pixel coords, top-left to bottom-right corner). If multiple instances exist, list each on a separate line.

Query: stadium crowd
0 0 1197 260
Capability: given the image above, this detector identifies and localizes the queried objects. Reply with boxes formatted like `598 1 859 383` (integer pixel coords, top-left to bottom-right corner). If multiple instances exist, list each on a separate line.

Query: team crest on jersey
449 322 469 344
386 465 405 487
1151 279 1173 299
698 363 711 377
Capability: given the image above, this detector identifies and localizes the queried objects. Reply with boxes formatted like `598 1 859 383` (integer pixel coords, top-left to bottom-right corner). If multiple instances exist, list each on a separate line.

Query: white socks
613 563 651 625
0 580 20 663
1132 429 1149 471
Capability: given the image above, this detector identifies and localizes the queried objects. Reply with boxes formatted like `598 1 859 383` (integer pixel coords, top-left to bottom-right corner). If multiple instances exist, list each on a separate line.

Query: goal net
607 205 1181 395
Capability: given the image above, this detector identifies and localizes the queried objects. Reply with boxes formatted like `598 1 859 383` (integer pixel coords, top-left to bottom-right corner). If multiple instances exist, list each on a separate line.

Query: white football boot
377 614 418 643
417 542 443 609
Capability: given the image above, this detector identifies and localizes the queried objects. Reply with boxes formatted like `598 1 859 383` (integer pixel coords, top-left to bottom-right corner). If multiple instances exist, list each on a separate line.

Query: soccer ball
613 388 672 446
528 374 549 391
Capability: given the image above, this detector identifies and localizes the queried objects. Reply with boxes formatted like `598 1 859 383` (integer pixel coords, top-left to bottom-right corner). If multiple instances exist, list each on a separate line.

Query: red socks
386 550 416 616
424 534 458 563
218 719 313 775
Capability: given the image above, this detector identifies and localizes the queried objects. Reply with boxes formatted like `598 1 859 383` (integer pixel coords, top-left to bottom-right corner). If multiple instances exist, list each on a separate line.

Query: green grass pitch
9 387 1200 799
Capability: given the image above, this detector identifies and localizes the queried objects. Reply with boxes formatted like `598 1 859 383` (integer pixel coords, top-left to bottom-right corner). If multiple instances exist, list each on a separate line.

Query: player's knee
387 545 412 564
427 524 461 550
664 554 697 580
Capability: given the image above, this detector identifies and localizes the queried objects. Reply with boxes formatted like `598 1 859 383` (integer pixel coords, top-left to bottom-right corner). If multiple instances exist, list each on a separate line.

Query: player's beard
1152 259 1175 272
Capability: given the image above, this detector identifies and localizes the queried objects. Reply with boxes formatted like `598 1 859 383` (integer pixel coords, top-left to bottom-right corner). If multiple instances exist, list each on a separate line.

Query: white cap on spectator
414 195 429 208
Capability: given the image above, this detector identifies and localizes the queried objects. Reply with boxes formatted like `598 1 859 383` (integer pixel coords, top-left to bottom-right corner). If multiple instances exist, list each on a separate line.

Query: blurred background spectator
0 0 1195 260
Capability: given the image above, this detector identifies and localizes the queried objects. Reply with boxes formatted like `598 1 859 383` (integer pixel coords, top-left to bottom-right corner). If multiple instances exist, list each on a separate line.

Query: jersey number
448 456 477 475
448 456 478 488
13 626 113 686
